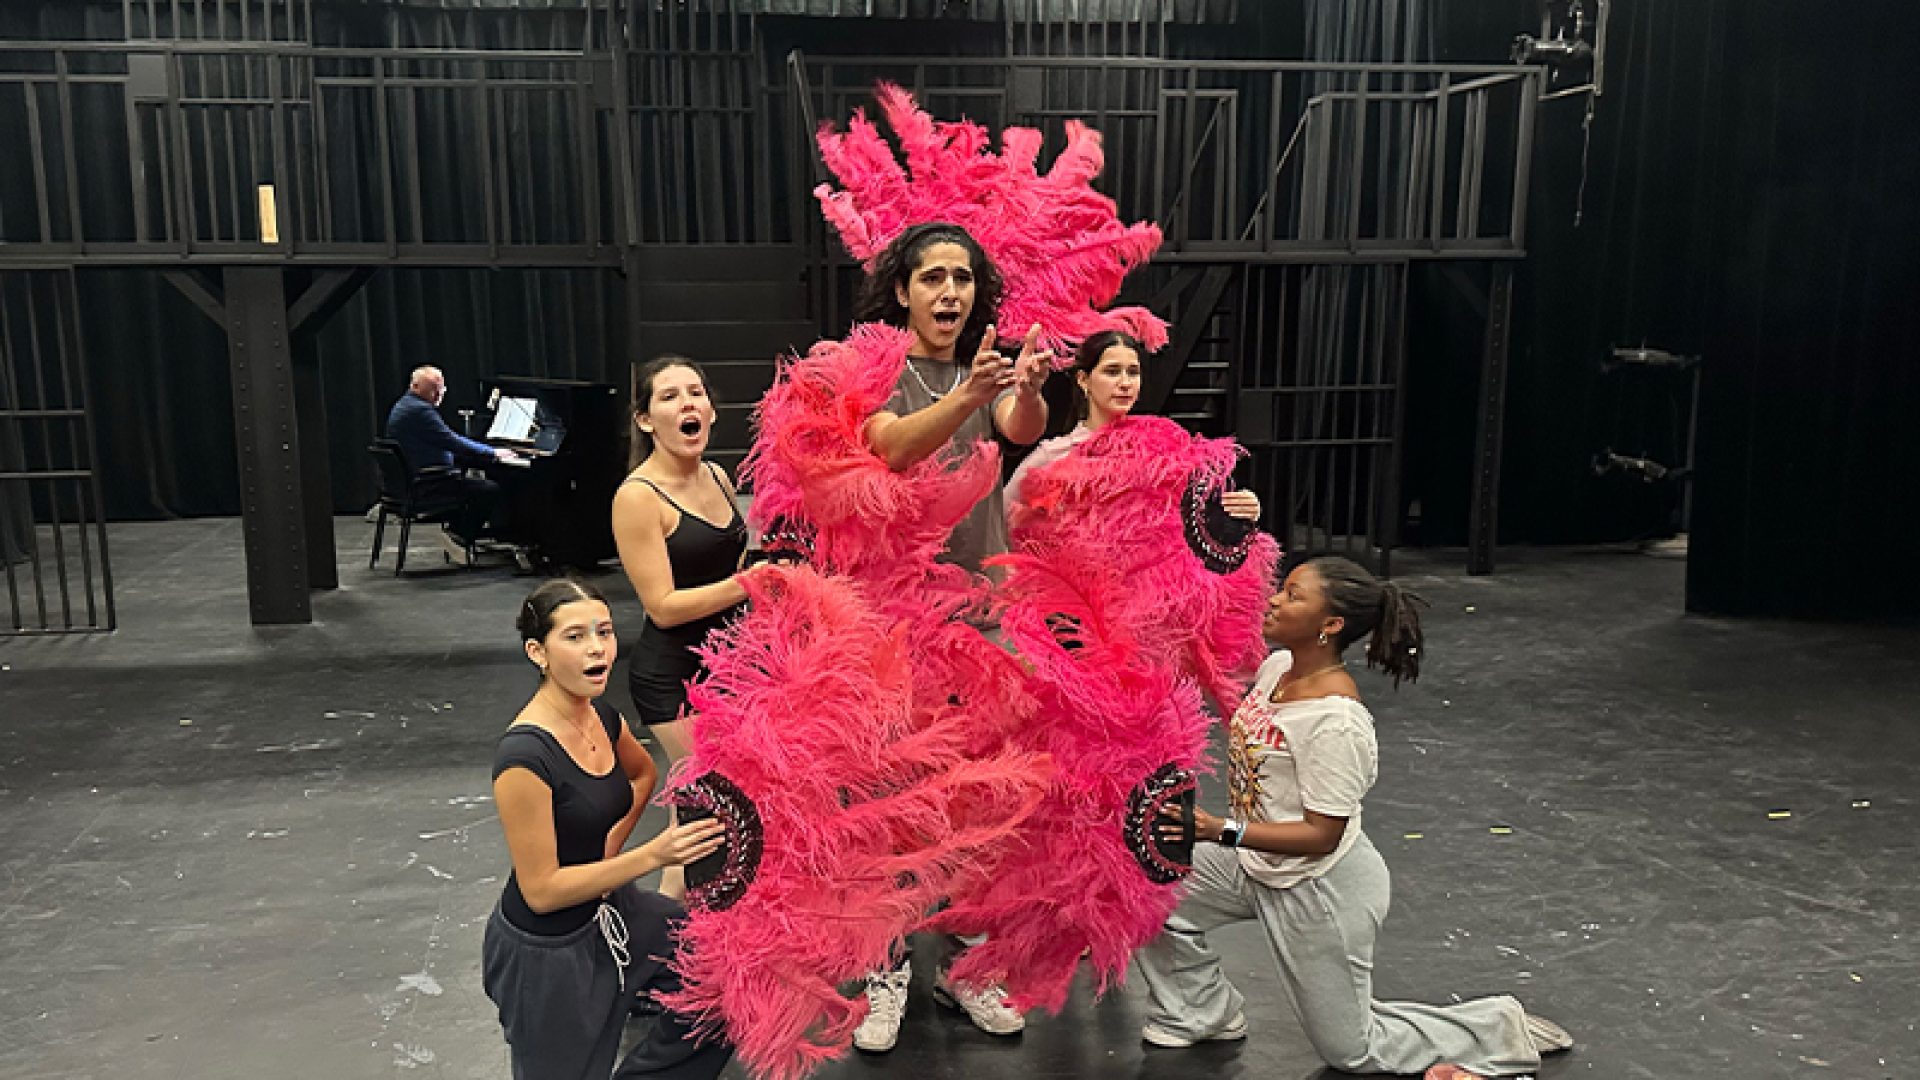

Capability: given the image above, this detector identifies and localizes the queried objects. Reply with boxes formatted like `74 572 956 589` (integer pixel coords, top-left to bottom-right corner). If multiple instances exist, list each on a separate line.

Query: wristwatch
1216 817 1245 848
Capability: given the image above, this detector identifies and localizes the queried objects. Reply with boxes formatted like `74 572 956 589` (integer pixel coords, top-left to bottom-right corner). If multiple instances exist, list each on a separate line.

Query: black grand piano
478 376 625 570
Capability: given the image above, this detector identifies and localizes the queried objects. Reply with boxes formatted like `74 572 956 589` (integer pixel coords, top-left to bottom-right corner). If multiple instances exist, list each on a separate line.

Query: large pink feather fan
1006 414 1281 711
741 321 997 593
815 83 1168 359
661 566 1052 1080
932 549 1212 1013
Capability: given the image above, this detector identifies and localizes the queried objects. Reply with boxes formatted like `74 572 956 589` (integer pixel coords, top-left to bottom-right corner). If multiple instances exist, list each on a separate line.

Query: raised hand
1011 323 1053 400
957 323 1012 407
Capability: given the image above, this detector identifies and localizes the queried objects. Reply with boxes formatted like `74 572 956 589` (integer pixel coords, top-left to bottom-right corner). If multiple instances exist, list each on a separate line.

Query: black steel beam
222 266 310 624
161 268 225 323
292 328 336 592
286 267 374 593
0 247 623 269
288 267 372 338
170 264 367 606
1467 263 1514 576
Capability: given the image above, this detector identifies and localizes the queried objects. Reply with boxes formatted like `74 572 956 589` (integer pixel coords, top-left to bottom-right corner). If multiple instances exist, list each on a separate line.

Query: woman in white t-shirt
1135 556 1574 1080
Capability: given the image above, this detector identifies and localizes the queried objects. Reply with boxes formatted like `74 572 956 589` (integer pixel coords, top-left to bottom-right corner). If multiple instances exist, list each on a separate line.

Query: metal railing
783 53 1541 571
0 270 113 634
119 0 314 44
784 52 1538 331
786 55 1539 258
615 2 785 243
0 41 615 264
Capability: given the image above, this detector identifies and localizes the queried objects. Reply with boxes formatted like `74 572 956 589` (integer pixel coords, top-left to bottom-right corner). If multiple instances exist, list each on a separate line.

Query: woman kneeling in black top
482 577 730 1080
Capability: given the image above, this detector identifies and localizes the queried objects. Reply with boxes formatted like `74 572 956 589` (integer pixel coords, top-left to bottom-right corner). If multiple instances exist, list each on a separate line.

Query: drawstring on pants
593 901 630 991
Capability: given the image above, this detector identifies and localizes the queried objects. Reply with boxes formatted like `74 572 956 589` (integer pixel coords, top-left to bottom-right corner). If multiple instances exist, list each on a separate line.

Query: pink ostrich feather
661 565 1052 1080
932 548 1213 1013
1006 414 1281 712
741 322 998 597
815 83 1168 358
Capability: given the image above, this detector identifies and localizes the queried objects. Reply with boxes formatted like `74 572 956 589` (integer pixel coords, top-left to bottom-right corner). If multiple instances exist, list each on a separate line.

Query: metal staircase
627 244 815 479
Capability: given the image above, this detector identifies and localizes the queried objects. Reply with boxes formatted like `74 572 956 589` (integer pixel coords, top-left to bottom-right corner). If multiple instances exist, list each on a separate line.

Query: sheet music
487 396 539 443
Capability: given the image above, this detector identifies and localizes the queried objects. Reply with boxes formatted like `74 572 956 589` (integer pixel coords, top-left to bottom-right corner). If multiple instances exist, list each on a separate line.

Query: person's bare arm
612 482 749 629
602 716 660 859
866 324 1016 471
992 324 1052 447
1165 804 1349 858
495 767 723 915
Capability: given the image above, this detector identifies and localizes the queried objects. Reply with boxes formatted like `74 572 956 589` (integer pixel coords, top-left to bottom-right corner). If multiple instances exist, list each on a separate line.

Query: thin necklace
1272 660 1347 702
539 693 600 753
907 356 964 400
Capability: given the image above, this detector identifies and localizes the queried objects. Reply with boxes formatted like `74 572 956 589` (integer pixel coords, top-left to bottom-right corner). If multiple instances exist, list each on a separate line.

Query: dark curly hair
852 222 1003 357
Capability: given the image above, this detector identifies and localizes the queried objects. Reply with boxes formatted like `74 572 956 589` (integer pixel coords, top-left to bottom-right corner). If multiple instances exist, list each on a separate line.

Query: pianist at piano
384 365 521 561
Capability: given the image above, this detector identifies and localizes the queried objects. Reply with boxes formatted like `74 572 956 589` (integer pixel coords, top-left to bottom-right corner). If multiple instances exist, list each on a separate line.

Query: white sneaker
1524 1011 1574 1053
852 961 911 1052
931 969 1025 1035
1141 1009 1248 1048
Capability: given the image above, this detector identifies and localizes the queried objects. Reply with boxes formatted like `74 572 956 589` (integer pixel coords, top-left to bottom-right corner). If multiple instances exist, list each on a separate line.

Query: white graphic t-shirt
1228 650 1379 889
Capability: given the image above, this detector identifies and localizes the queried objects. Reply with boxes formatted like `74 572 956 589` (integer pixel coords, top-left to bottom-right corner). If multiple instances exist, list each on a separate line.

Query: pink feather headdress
815 82 1168 357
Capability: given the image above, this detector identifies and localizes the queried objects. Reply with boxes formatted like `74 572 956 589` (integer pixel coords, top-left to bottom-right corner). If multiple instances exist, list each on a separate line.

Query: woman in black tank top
483 578 731 1080
612 356 755 765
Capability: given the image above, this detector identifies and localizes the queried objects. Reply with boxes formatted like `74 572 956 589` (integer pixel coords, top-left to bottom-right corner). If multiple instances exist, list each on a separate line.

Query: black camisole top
628 462 748 657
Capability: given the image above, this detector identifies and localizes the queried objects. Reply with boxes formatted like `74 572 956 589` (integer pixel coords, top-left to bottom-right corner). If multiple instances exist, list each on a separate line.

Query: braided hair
1305 556 1428 687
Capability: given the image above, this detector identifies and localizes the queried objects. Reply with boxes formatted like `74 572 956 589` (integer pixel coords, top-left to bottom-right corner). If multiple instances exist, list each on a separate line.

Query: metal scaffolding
0 1 1542 630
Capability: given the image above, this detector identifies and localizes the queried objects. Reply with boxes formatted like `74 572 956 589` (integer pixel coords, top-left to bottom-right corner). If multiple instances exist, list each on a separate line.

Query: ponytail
1364 581 1426 687
1305 556 1429 688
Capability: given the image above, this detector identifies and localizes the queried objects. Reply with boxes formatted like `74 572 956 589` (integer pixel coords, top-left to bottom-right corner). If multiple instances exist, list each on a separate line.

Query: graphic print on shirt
1227 697 1286 822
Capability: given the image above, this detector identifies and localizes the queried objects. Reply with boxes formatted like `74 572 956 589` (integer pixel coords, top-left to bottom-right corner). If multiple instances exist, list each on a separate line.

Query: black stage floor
2 518 1915 1079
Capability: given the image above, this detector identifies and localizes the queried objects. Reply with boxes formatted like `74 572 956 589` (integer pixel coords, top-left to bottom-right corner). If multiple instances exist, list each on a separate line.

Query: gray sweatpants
481 884 732 1080
1137 833 1540 1076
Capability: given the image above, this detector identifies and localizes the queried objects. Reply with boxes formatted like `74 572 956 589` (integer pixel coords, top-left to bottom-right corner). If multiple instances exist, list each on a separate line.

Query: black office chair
368 439 475 575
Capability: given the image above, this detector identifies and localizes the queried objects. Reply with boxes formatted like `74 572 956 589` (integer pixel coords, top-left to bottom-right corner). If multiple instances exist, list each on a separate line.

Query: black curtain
1415 0 1920 618
1402 0 1712 547
1681 4 1920 618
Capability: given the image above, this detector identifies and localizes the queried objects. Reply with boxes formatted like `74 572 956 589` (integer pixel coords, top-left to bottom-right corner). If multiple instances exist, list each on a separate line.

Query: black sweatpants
481 884 731 1080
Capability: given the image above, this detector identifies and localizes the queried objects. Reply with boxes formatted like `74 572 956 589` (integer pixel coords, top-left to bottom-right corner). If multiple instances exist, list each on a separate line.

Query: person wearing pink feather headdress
669 84 1184 1079
845 222 1050 1050
860 223 1052 578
